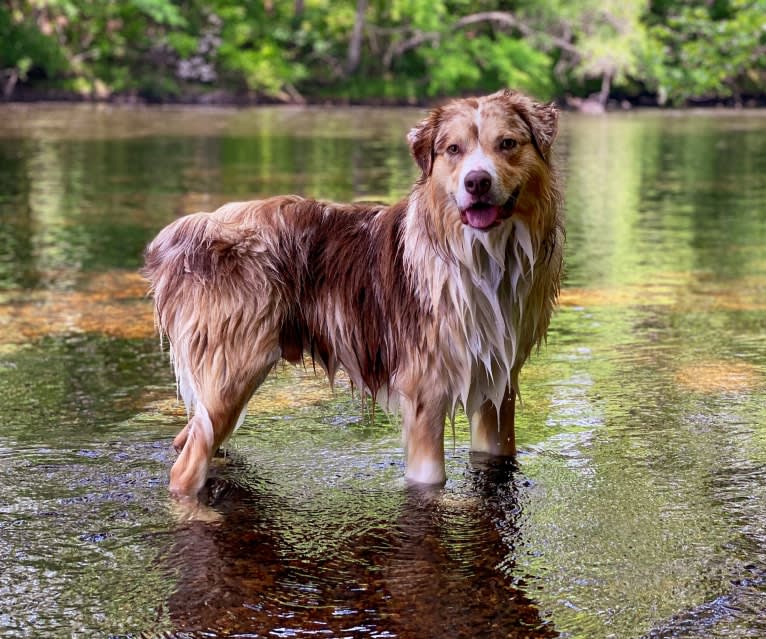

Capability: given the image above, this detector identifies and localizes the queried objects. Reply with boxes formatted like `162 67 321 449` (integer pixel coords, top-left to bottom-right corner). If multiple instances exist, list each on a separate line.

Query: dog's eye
500 138 517 151
446 144 460 155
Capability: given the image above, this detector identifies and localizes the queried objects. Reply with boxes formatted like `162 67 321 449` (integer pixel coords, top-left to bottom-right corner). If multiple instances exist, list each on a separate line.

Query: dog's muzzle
460 186 522 230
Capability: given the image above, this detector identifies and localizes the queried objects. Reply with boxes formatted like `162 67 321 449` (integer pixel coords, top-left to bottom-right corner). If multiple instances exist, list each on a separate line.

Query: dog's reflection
163 454 556 638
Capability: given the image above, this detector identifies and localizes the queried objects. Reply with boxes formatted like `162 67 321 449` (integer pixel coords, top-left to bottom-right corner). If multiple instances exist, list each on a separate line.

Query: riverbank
5 85 766 111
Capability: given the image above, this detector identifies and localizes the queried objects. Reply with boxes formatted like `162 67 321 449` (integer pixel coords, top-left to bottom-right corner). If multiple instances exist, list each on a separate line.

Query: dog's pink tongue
464 205 499 229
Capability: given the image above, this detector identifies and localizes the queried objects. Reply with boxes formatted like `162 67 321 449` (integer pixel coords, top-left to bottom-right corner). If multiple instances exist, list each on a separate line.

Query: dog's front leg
401 393 448 485
470 387 516 457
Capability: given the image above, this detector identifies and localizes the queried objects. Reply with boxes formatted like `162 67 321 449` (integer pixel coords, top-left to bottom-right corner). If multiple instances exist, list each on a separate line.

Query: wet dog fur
143 89 564 500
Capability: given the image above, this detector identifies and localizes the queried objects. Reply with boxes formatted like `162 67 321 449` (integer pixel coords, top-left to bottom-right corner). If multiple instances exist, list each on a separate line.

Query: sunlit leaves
130 0 186 27
2 0 766 104
424 33 553 99
0 3 68 85
643 0 766 104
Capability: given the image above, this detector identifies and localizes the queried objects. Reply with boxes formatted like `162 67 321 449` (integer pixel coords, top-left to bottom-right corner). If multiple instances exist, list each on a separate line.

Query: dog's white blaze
456 147 500 211
460 147 497 180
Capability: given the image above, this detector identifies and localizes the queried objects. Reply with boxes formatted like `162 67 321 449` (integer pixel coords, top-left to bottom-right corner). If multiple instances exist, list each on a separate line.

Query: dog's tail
142 209 267 411
144 211 252 282
143 211 260 335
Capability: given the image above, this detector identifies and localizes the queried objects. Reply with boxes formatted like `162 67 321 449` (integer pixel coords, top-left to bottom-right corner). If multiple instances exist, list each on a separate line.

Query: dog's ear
407 109 442 177
504 90 558 160
529 100 559 153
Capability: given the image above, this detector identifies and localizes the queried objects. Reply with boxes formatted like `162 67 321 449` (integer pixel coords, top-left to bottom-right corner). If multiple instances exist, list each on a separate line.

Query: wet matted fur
143 89 564 499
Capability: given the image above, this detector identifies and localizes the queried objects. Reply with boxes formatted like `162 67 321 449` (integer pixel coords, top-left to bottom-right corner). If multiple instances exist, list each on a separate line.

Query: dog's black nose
464 170 492 196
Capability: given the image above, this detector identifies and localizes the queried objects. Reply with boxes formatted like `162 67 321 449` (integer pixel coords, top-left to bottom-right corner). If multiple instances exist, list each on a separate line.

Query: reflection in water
516 112 766 639
0 106 417 292
0 105 765 638
165 455 554 637
0 272 153 342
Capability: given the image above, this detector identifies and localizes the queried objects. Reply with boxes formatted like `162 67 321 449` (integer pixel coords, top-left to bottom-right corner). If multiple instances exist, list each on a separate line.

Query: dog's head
408 90 558 232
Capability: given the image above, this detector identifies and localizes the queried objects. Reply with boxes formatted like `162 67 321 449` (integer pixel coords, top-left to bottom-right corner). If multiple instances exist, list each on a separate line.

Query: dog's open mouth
461 187 522 229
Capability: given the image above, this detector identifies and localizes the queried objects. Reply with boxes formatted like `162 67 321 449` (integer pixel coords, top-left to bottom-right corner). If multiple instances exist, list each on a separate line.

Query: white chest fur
439 217 539 418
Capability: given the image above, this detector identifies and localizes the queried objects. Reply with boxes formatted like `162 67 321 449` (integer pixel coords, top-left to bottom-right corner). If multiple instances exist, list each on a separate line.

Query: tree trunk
294 0 303 17
598 71 612 107
2 70 19 99
346 0 368 74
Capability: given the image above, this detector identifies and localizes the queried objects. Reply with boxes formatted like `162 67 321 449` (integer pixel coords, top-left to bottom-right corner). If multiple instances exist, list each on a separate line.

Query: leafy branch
382 11 580 69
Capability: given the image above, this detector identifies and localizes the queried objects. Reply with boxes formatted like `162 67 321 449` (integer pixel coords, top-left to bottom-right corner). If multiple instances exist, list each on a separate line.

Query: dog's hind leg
170 363 199 452
469 387 516 457
169 405 216 500
169 341 281 500
172 423 191 453
170 386 241 455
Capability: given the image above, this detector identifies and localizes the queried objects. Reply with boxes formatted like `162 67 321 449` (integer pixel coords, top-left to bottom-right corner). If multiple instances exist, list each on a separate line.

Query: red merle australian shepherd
143 89 564 500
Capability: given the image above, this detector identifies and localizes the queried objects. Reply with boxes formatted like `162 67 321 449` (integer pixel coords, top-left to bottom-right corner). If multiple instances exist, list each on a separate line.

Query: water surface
0 104 764 638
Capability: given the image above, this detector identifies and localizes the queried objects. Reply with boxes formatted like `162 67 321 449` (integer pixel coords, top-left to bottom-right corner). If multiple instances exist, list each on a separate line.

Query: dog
143 89 564 500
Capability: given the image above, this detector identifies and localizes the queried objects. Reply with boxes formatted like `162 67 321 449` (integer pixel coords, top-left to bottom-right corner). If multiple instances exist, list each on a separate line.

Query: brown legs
169 409 216 500
170 397 257 500
169 346 280 500
171 363 516 497
397 381 517 485
401 393 448 485
470 387 516 457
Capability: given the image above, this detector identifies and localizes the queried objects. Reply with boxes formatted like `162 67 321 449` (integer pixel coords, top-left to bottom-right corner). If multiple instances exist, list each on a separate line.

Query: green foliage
0 5 68 89
643 0 766 104
1 0 766 105
516 0 650 100
213 2 308 97
424 34 553 99
131 0 186 27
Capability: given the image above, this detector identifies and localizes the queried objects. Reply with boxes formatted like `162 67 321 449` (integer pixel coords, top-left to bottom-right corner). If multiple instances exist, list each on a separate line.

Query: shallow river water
0 104 764 638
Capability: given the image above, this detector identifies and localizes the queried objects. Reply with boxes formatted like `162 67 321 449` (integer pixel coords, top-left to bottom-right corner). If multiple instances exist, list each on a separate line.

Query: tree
345 0 367 74
1 0 766 106
0 2 67 96
642 0 766 105
516 0 649 107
